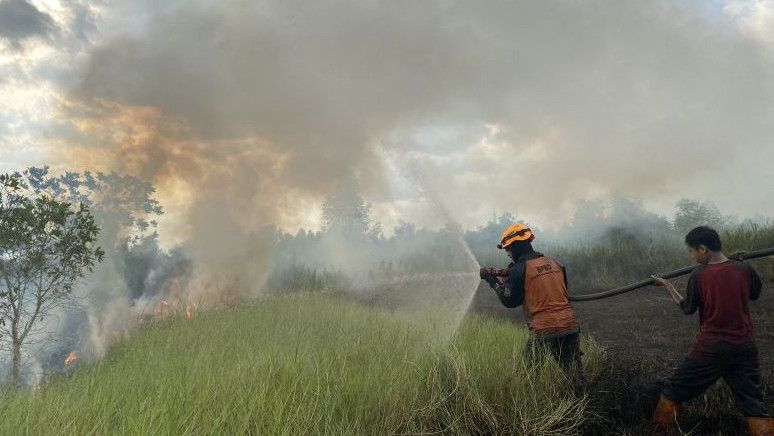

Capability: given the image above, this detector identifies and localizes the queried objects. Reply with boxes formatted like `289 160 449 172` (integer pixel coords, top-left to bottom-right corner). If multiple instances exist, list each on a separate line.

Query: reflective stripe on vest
523 256 578 334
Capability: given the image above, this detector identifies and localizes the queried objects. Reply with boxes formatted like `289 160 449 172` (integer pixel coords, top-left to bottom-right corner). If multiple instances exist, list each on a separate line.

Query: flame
64 351 79 368
154 298 169 319
185 304 194 320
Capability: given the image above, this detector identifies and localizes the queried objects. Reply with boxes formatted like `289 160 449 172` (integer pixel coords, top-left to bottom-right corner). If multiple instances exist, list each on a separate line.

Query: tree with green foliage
673 199 729 234
0 173 104 386
24 166 163 246
22 166 169 303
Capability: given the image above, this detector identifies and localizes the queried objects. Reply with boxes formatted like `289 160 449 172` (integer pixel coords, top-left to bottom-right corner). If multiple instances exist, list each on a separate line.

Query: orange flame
64 351 79 368
154 298 169 319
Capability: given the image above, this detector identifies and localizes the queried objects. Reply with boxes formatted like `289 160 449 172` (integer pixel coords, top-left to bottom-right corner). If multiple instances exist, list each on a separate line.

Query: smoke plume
53 0 773 231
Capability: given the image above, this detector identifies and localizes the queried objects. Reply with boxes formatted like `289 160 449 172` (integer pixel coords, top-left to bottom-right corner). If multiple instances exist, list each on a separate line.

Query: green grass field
0 293 604 435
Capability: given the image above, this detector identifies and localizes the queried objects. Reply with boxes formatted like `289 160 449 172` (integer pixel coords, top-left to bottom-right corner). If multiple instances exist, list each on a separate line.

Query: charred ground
471 281 774 435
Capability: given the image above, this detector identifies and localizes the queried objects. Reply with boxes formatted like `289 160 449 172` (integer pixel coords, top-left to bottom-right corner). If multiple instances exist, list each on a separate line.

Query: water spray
375 144 481 340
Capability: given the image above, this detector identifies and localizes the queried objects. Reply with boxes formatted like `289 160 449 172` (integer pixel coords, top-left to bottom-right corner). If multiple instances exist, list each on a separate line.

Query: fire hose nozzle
480 267 510 288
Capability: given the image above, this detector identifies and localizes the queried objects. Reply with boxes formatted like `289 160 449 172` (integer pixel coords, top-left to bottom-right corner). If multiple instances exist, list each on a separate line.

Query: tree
673 199 728 234
0 173 104 386
23 166 167 309
321 181 380 241
24 166 163 246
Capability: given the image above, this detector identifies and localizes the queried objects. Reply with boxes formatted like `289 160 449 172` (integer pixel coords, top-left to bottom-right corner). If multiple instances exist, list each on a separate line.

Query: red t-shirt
681 260 763 355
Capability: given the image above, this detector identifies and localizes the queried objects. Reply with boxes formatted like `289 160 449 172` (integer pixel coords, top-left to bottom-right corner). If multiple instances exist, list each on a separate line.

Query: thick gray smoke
0 0 56 49
64 0 774 229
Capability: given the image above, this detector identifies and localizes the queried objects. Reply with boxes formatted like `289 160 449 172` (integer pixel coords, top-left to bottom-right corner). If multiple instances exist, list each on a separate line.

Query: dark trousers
663 342 768 417
524 332 584 381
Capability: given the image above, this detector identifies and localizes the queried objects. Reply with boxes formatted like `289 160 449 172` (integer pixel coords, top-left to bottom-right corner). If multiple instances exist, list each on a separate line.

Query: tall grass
721 221 774 279
473 222 774 292
263 221 774 297
0 294 603 435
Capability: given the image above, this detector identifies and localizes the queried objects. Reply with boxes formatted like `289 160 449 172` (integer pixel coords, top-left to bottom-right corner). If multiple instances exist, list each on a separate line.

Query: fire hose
480 247 774 302
568 246 774 302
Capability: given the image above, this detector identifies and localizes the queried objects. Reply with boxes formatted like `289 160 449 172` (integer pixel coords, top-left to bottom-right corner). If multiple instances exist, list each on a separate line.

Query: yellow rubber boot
652 394 680 430
748 417 774 436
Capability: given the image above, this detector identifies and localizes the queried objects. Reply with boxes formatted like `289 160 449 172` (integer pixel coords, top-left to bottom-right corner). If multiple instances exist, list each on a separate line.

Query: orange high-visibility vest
523 256 578 336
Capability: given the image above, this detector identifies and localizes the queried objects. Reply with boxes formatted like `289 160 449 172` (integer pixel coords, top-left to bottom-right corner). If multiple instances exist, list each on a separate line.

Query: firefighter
651 226 773 435
480 223 583 376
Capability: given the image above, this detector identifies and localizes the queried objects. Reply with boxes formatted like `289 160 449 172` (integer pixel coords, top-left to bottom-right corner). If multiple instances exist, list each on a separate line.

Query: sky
1 0 774 245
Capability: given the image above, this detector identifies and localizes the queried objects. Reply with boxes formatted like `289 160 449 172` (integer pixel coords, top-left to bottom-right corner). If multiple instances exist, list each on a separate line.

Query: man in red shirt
651 226 772 435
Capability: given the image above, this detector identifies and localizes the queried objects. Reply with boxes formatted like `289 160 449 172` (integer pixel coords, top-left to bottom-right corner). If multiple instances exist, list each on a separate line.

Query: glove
480 267 508 288
480 267 509 279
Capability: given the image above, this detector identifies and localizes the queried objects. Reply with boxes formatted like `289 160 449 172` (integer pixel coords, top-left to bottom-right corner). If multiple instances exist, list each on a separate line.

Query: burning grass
0 293 605 435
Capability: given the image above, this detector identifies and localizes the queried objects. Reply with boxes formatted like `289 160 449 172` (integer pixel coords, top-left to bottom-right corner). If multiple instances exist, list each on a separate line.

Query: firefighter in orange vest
480 223 583 374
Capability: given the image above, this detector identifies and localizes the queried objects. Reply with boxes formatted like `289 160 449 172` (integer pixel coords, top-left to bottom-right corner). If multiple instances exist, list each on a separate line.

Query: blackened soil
470 282 774 435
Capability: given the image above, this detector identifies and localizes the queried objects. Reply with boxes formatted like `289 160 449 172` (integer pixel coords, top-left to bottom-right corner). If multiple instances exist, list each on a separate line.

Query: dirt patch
470 282 774 434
